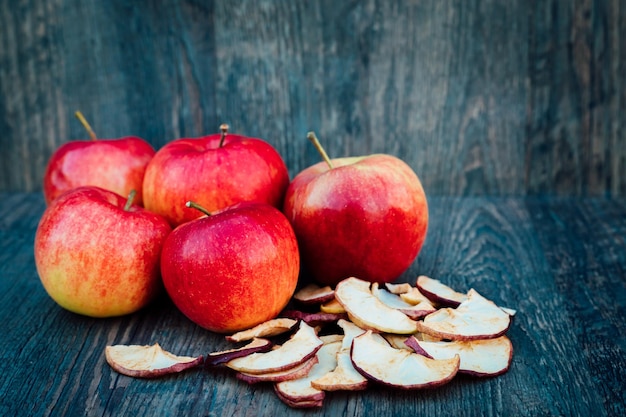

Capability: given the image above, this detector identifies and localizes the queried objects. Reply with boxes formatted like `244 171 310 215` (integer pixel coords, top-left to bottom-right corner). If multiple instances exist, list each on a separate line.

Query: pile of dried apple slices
105 276 516 409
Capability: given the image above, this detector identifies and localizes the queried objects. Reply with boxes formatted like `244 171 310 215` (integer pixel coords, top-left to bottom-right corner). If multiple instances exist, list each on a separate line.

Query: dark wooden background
0 0 625 196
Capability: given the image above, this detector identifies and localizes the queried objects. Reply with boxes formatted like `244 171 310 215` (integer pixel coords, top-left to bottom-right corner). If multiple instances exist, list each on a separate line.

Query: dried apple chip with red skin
293 284 335 305
310 319 368 391
415 275 517 315
225 318 297 343
225 321 323 374
274 389 324 409
350 331 460 389
236 355 319 384
403 336 433 357
371 282 436 319
274 340 342 407
205 338 273 366
105 343 203 378
334 277 418 334
280 309 347 326
415 289 511 341
416 275 468 307
311 349 368 391
405 335 514 377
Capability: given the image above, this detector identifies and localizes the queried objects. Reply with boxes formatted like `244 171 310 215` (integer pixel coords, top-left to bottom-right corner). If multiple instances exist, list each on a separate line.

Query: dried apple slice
336 319 366 347
225 318 297 343
416 275 468 307
399 286 434 305
372 282 436 319
225 321 323 374
274 389 324 409
310 319 368 391
205 338 273 366
280 309 347 326
293 284 335 304
415 289 511 340
311 348 369 391
320 298 346 314
334 277 418 334
405 335 513 377
236 356 319 384
319 334 344 344
350 331 460 389
501 306 517 316
412 331 444 342
382 334 413 350
384 282 413 294
105 343 203 378
274 340 342 407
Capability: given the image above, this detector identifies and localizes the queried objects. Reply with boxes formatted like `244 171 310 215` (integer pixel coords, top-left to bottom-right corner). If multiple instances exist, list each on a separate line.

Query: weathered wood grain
0 0 624 195
526 197 626 416
525 0 626 196
1 193 624 416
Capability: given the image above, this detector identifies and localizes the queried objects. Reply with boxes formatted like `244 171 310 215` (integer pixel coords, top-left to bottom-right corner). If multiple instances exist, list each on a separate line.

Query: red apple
160 201 299 333
283 132 428 285
142 125 290 226
34 186 172 317
43 111 156 206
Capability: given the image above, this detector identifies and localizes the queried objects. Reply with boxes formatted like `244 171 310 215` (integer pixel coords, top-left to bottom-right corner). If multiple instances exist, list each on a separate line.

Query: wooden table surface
1 192 625 417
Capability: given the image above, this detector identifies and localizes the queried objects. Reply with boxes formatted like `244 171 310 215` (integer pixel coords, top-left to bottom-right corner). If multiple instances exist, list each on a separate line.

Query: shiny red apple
34 186 172 317
143 125 290 227
283 132 428 285
43 112 155 206
160 201 300 333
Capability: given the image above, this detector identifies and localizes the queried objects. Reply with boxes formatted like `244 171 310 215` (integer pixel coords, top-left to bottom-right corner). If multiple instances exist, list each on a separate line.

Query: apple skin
34 186 172 317
43 136 156 206
283 154 428 285
160 202 300 333
142 132 290 227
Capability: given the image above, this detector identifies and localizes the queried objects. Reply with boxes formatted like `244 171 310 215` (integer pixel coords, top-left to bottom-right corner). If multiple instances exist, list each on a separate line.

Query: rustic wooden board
1 192 624 416
0 0 624 196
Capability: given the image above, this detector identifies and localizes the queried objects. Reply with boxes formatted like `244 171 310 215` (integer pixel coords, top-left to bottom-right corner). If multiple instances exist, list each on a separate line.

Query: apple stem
186 201 212 217
307 131 334 169
123 190 137 211
74 111 97 141
218 123 229 148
